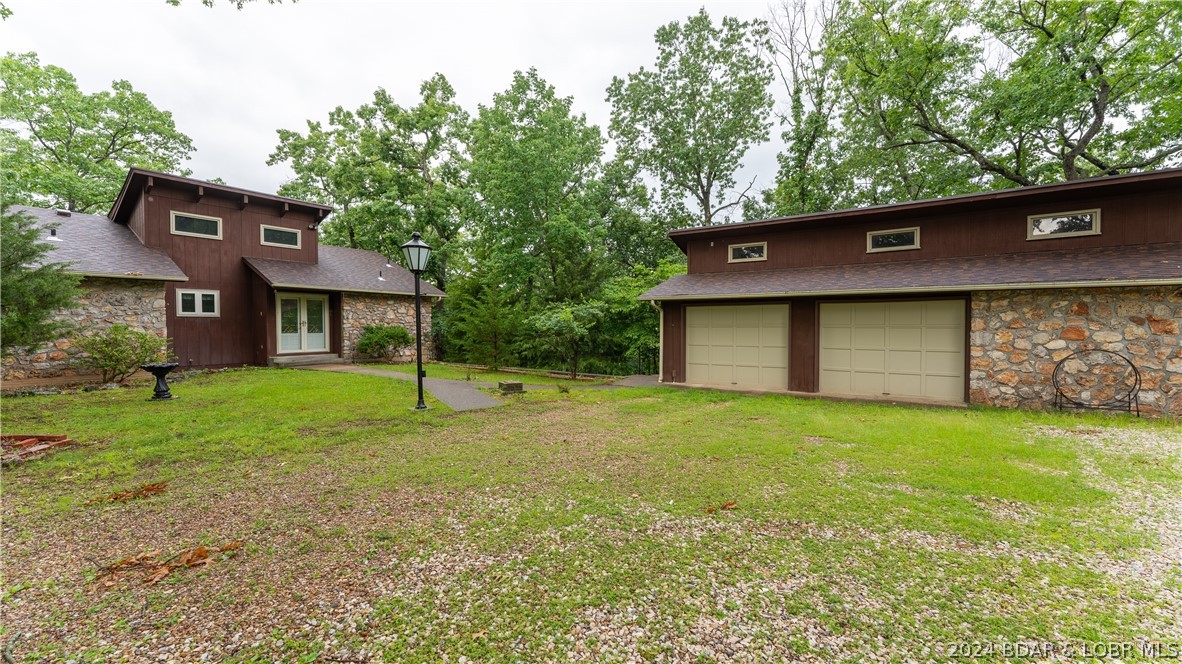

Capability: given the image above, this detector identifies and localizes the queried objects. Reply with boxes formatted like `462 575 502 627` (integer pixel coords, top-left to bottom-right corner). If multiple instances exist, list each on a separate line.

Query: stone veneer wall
970 286 1182 417
340 293 433 362
1 277 168 382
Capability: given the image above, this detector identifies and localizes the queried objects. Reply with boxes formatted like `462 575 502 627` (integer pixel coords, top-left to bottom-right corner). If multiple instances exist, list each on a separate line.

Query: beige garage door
686 305 789 390
819 300 965 402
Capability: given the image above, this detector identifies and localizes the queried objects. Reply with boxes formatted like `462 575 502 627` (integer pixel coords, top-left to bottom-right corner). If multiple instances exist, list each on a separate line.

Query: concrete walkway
302 364 505 412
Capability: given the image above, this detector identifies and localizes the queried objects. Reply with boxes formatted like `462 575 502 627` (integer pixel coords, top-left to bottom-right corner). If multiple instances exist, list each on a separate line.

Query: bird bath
141 362 180 400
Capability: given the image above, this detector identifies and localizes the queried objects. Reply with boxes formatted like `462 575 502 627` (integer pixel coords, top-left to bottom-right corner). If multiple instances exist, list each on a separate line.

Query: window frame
866 226 921 254
259 224 302 249
176 288 221 318
169 210 223 240
1026 208 1101 241
727 241 768 264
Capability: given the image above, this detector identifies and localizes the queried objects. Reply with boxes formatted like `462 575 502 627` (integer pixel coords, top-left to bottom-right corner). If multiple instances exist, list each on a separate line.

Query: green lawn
2 368 1179 661
374 361 615 386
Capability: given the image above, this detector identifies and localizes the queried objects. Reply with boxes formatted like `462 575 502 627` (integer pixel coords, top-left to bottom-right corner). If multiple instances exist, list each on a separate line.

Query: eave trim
75 271 189 283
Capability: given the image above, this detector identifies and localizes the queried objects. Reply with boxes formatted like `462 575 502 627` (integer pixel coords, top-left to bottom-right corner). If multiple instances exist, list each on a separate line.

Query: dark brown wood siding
686 188 1182 273
138 182 324 367
128 195 145 242
660 302 685 383
789 299 817 392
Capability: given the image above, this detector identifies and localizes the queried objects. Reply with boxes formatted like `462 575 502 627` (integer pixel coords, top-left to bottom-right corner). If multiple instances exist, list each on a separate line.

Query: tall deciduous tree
608 9 775 226
468 68 609 305
0 207 81 356
270 74 468 291
0 53 194 214
828 0 1182 188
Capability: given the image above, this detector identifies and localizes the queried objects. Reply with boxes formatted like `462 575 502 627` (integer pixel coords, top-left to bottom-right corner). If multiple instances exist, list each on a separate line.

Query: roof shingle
244 245 445 297
13 206 187 282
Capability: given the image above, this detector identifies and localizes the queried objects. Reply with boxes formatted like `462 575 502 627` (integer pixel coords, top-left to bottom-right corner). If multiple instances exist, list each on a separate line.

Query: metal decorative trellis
1051 349 1141 417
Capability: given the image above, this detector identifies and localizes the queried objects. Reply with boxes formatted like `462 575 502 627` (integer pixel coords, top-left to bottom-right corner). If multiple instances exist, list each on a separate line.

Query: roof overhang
640 278 1182 301
74 271 189 283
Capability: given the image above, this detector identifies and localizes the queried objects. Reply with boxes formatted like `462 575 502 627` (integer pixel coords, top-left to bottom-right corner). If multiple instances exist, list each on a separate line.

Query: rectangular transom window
170 211 222 240
260 224 301 249
867 227 920 253
1027 209 1100 240
728 241 767 263
176 289 220 317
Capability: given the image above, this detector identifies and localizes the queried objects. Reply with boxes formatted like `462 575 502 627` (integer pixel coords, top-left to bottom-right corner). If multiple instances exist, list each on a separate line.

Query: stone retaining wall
340 293 433 362
969 286 1182 417
1 278 168 383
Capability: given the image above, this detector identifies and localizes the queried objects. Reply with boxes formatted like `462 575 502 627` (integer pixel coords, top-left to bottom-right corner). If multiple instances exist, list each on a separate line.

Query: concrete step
269 354 342 368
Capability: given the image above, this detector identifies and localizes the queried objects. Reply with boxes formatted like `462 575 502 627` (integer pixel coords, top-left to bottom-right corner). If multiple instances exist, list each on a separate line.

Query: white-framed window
170 211 222 240
260 224 302 249
728 241 767 263
867 227 921 253
1027 209 1101 240
176 289 220 317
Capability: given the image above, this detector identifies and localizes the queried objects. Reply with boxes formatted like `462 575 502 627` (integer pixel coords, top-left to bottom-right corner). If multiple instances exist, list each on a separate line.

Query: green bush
75 324 170 384
356 325 414 360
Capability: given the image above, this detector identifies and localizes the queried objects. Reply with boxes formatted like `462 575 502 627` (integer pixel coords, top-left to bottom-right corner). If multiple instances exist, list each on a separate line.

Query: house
2 169 444 386
641 168 1182 416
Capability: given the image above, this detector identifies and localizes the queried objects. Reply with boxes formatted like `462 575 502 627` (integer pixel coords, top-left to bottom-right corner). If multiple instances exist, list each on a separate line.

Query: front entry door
278 294 329 353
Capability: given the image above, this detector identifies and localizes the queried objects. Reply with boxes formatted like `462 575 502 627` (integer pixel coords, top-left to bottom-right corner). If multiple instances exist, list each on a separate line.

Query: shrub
356 325 414 361
75 324 170 384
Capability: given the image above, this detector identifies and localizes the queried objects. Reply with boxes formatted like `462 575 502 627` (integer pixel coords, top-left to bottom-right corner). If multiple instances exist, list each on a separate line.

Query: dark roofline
109 168 333 225
669 167 1182 242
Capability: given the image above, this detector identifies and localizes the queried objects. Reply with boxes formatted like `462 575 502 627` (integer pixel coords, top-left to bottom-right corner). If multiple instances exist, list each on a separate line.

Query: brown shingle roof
13 206 188 282
244 245 445 297
640 242 1182 300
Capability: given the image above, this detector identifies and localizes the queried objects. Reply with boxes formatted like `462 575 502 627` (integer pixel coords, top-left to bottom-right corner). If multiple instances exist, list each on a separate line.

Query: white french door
277 294 329 353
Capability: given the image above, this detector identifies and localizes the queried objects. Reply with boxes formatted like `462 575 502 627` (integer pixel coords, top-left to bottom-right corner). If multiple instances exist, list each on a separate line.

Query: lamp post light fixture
400 232 432 410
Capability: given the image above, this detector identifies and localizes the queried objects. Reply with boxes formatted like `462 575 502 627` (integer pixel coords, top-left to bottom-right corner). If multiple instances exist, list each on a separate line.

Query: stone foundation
970 286 1182 417
340 293 433 362
1 278 168 383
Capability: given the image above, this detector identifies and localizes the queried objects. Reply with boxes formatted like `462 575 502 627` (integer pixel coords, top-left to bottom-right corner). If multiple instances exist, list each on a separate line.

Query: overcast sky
2 0 785 204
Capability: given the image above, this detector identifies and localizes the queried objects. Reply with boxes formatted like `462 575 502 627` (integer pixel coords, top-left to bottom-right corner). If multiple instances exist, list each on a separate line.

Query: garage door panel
924 326 963 352
820 300 965 403
925 375 964 401
853 327 886 349
733 346 760 365
734 326 760 346
821 369 851 393
854 303 887 325
888 349 923 373
822 327 851 348
888 327 923 350
889 302 924 325
684 304 789 390
820 347 851 370
925 350 963 375
926 301 964 326
853 349 885 371
853 372 886 395
888 373 924 396
709 364 732 385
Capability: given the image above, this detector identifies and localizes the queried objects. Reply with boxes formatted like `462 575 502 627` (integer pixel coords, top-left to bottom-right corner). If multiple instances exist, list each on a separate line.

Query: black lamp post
400 232 432 410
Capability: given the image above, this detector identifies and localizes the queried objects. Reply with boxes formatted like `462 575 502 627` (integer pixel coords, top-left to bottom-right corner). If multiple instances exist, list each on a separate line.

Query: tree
608 9 775 226
598 261 687 375
0 207 82 356
270 74 469 291
1 53 195 214
441 276 521 369
827 0 1182 188
520 302 605 378
468 68 609 306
